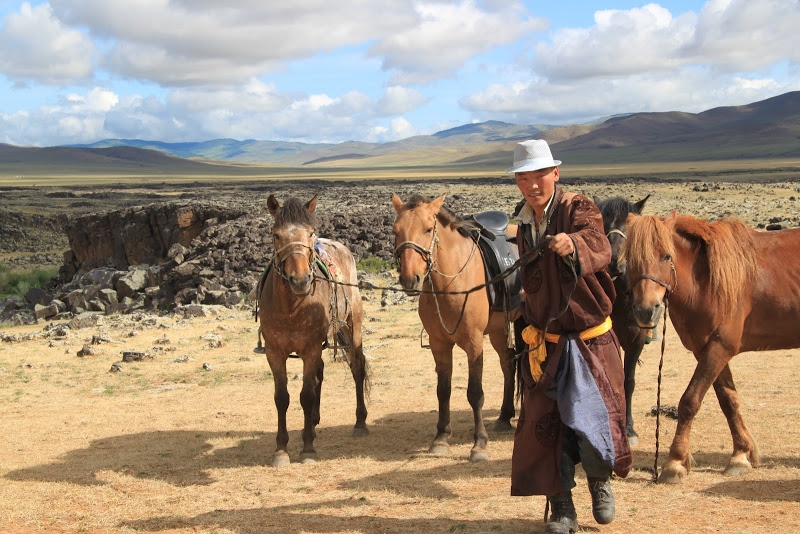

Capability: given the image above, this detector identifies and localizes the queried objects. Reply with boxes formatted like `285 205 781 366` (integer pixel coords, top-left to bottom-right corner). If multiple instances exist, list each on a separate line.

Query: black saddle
462 211 522 313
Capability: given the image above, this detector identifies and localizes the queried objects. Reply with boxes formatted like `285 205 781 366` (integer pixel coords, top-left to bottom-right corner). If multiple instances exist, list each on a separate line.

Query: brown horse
259 194 368 467
623 211 800 483
391 193 520 462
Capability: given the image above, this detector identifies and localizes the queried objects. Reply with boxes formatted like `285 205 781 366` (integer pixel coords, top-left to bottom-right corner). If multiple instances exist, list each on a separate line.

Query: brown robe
511 188 632 496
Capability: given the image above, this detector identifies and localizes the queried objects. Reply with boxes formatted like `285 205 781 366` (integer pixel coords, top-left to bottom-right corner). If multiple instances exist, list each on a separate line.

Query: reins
628 258 677 483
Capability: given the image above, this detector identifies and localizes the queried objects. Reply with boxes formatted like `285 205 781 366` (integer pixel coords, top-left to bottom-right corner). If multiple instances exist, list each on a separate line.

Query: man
508 139 631 533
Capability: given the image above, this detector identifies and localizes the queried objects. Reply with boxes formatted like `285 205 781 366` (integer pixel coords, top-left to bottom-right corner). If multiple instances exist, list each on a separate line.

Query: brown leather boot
545 491 579 533
588 477 615 524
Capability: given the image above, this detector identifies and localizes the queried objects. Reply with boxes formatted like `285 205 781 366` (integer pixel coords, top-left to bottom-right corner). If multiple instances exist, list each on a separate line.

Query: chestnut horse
391 193 520 462
259 194 368 467
594 195 650 446
623 211 800 483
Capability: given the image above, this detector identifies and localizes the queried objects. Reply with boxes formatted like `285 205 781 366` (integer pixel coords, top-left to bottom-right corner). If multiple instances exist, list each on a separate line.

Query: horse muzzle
398 274 423 295
288 274 313 295
632 302 662 329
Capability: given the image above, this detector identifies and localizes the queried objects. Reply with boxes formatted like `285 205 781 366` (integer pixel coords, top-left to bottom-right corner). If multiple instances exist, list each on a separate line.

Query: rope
652 298 669 483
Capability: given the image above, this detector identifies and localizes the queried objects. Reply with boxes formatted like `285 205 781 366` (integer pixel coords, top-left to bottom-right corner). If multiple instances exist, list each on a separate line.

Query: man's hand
548 233 575 258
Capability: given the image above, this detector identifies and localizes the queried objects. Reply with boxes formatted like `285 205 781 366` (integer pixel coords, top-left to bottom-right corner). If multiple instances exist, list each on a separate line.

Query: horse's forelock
597 197 633 220
273 197 319 229
622 214 675 275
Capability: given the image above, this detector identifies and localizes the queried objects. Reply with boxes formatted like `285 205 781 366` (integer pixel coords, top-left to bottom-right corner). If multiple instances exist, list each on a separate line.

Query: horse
623 211 800 483
594 195 651 446
258 194 369 467
391 193 521 462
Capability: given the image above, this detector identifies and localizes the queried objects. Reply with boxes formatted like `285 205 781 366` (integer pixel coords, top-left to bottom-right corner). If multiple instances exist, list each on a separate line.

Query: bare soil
2 177 800 534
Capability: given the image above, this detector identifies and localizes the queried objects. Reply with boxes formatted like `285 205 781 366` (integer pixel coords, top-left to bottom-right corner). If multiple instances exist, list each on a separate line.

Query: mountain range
2 91 799 178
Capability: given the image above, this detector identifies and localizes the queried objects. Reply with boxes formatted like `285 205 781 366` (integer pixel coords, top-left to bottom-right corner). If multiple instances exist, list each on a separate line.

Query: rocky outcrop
61 202 249 278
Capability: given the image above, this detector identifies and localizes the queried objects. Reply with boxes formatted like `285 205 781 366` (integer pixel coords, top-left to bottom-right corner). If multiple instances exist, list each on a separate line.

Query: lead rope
652 297 669 483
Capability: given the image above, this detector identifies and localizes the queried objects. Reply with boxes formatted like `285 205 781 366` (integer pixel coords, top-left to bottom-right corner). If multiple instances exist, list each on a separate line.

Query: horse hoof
723 456 752 477
272 451 290 468
627 435 639 447
657 462 687 484
299 452 319 464
469 450 489 463
428 443 449 456
492 419 514 433
352 426 369 438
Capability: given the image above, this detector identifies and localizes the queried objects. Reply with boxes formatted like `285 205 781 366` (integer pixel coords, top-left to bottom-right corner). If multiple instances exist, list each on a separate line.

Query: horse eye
425 227 433 234
663 253 672 261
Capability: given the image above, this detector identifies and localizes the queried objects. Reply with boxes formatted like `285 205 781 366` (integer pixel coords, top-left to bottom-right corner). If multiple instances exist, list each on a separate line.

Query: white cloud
371 0 545 85
0 83 432 145
464 0 800 124
40 0 534 87
0 1 95 84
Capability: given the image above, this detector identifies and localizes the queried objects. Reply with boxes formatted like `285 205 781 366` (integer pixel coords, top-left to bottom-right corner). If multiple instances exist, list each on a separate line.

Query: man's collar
517 189 558 225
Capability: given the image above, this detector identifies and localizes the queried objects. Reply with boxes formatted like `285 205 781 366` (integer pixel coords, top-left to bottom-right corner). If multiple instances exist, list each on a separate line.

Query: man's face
515 166 560 214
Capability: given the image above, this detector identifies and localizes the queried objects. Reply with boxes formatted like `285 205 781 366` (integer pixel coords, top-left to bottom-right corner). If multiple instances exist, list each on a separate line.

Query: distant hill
4 90 800 178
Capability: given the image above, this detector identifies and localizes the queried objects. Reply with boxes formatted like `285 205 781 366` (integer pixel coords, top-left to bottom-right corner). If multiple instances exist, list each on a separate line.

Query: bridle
393 218 439 277
606 227 627 281
271 237 317 284
629 259 678 298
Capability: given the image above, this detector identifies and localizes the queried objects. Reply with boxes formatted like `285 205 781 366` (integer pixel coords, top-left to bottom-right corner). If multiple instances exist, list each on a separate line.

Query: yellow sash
522 316 613 381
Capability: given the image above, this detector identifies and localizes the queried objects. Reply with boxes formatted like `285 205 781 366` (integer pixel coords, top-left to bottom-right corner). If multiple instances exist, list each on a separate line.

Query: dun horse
391 193 520 462
623 211 800 483
259 194 368 467
594 195 650 445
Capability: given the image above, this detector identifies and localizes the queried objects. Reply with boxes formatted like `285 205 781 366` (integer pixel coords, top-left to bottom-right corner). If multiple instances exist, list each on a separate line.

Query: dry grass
2 293 800 534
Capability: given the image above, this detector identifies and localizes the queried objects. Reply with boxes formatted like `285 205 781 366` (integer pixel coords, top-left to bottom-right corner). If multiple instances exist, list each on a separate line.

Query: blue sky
0 0 798 146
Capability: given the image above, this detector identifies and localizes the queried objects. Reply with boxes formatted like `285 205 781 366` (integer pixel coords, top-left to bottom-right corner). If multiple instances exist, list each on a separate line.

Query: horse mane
403 194 476 232
596 196 634 218
273 197 319 228
625 213 757 311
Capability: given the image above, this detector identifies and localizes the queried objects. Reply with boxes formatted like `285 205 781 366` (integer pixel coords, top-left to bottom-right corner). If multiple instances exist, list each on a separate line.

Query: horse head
594 195 650 279
391 193 445 294
267 194 319 296
622 211 678 328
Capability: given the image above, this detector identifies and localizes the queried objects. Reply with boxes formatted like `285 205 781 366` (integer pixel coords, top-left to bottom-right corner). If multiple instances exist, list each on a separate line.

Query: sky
0 0 798 147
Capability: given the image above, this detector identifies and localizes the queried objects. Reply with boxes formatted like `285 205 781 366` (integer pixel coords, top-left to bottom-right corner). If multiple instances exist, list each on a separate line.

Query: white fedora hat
505 139 562 173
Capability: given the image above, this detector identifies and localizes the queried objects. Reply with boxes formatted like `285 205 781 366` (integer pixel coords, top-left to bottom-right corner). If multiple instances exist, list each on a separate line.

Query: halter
393 218 439 275
271 237 317 283
606 228 626 240
629 259 678 299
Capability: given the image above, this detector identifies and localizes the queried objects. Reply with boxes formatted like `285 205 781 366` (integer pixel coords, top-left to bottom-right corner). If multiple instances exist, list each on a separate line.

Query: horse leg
348 339 369 438
312 358 324 426
488 321 516 432
712 363 759 476
267 354 291 468
298 353 322 463
622 337 645 446
465 344 489 462
429 341 454 456
658 345 733 484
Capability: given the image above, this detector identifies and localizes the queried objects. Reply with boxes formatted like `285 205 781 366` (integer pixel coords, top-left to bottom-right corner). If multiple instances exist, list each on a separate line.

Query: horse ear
664 210 678 228
430 194 446 213
633 194 650 214
593 196 602 206
267 194 280 217
391 194 405 214
305 194 318 213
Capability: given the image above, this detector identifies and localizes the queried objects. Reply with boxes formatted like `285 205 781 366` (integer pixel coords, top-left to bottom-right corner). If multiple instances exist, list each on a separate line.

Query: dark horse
259 194 369 467
594 195 650 446
391 193 521 462
624 211 800 483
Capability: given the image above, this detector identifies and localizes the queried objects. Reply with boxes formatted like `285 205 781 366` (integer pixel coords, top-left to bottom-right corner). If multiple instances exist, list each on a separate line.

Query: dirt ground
3 178 800 533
